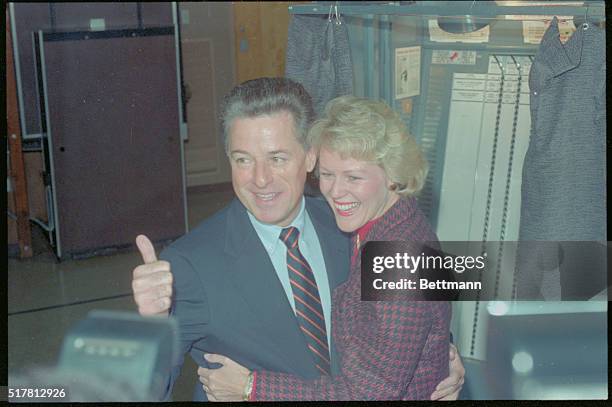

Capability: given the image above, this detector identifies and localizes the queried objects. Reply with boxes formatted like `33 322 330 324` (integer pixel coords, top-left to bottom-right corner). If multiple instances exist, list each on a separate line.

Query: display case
290 1 606 399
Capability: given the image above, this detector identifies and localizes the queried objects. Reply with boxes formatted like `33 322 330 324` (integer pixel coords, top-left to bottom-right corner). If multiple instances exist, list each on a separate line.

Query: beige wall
179 3 235 186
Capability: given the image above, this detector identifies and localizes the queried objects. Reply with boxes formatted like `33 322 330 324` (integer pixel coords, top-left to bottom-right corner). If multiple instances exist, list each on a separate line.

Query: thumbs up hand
132 235 173 316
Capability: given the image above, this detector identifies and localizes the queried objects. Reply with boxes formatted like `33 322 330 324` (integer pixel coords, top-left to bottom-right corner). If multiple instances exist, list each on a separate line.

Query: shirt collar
247 197 307 255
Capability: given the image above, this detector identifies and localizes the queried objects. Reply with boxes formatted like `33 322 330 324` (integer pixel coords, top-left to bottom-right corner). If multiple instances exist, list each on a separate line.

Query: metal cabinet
34 27 187 259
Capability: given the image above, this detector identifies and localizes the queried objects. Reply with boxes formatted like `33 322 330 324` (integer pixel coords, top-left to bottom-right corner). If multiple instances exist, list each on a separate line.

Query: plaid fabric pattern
253 197 451 400
280 227 331 375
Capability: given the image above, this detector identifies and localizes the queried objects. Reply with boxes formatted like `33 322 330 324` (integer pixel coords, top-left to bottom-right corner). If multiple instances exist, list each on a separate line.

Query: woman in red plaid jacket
200 96 452 400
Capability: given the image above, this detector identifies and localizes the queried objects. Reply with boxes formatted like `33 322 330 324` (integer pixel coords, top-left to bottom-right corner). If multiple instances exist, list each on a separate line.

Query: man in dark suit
131 78 464 401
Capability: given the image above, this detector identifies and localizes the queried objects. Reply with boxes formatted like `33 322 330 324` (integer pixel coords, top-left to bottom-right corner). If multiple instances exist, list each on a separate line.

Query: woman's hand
198 353 252 402
430 343 465 400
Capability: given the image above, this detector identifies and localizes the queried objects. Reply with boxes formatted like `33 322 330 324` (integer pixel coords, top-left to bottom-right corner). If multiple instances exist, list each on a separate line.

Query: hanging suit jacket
158 196 350 400
516 17 606 299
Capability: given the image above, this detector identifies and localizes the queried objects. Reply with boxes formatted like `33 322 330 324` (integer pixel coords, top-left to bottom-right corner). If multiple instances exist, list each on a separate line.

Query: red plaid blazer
252 197 451 400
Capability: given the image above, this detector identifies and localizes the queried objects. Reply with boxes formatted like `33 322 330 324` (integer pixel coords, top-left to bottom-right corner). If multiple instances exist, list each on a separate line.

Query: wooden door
233 2 303 83
6 8 33 258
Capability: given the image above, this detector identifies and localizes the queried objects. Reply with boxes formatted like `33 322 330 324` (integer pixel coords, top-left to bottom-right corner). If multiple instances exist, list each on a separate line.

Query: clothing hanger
327 2 341 26
572 2 590 31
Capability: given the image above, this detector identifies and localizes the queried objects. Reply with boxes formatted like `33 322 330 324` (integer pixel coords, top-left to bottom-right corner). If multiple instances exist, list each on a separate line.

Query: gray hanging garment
515 17 606 300
285 14 353 117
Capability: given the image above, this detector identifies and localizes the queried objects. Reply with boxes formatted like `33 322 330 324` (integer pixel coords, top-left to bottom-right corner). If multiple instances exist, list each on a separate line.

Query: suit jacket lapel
223 199 316 374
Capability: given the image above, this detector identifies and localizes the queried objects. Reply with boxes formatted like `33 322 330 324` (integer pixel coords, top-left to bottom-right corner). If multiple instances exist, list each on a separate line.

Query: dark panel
140 2 174 27
42 27 174 42
51 2 139 31
11 3 52 135
41 30 185 257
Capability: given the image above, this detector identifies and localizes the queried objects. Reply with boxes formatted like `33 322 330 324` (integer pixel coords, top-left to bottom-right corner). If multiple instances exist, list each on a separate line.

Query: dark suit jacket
159 196 350 400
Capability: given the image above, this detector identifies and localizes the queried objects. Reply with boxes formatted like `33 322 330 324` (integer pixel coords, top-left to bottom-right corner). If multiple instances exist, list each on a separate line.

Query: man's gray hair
219 77 315 153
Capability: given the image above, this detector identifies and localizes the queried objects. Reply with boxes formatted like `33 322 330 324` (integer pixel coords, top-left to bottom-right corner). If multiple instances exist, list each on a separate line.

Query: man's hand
198 353 251 402
132 234 173 316
431 343 465 400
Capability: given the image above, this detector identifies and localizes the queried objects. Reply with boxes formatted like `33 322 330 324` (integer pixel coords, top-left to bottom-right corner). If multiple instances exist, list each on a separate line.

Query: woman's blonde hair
307 95 428 196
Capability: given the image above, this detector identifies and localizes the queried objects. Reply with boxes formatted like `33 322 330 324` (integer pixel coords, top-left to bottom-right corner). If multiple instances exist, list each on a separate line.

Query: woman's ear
388 181 407 192
386 175 397 191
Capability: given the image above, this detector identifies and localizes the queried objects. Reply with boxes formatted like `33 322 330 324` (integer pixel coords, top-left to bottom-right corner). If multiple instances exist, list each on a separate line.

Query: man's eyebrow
268 150 291 155
343 168 367 173
229 150 250 155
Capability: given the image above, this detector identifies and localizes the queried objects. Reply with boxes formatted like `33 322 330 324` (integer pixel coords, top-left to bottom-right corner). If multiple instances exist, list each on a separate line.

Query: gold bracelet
243 372 254 401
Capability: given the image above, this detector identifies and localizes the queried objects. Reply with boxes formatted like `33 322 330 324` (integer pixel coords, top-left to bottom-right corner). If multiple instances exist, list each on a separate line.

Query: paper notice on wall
395 46 421 99
428 19 490 43
521 16 576 44
432 50 477 65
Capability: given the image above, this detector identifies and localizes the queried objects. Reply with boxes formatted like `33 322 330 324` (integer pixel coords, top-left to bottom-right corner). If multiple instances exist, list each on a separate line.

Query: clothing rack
287 1 604 108
289 1 605 22
286 0 606 362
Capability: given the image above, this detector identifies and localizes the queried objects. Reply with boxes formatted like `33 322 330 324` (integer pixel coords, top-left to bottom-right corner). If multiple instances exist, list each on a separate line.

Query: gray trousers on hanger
285 14 353 117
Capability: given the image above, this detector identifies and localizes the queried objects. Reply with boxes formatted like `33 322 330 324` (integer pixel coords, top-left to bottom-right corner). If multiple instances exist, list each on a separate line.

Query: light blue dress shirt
247 197 332 349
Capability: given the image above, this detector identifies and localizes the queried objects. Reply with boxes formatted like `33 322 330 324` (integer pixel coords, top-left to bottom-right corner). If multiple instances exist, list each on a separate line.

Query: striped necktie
279 226 331 375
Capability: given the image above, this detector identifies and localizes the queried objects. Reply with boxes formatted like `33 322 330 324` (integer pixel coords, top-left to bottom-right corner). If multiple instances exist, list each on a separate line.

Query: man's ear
305 147 317 172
